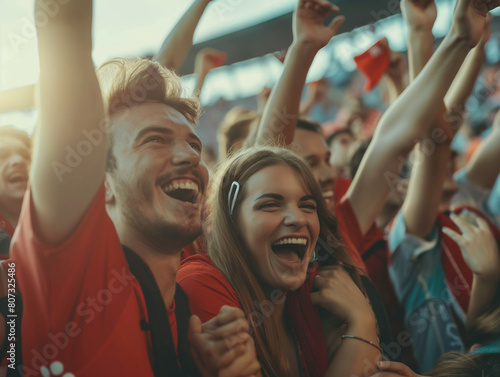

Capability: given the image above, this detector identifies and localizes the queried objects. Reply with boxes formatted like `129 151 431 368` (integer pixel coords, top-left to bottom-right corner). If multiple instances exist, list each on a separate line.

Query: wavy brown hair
427 352 500 377
207 146 363 377
96 58 200 172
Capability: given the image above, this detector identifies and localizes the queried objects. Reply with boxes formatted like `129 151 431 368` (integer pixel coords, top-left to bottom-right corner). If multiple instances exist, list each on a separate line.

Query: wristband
341 335 383 353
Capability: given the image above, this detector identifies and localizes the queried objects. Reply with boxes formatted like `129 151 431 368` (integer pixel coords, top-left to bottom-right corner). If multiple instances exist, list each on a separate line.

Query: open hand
443 213 500 282
293 0 345 50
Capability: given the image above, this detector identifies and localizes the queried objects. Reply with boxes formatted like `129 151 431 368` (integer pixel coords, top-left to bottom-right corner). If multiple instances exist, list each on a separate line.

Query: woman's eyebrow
300 195 316 202
254 193 284 202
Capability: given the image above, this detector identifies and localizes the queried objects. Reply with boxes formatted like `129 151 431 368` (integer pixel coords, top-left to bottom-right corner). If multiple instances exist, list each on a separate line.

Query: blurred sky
0 0 297 91
1 0 498 134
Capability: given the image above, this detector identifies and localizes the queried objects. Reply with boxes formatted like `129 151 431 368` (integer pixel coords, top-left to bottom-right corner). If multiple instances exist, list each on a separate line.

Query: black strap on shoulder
175 285 200 377
0 231 11 256
123 246 177 376
362 240 387 262
122 246 200 377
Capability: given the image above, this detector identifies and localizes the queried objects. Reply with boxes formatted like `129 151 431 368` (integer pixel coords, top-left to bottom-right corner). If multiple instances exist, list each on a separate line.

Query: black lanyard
123 246 200 377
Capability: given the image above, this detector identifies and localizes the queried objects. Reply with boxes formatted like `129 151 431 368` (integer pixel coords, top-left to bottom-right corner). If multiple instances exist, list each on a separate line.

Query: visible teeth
323 190 334 198
163 180 199 194
273 237 307 246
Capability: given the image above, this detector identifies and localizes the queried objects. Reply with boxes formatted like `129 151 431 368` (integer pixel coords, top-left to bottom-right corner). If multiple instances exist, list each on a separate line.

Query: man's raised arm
398 0 452 239
445 15 490 122
465 109 500 190
254 0 345 146
32 0 105 245
155 0 213 73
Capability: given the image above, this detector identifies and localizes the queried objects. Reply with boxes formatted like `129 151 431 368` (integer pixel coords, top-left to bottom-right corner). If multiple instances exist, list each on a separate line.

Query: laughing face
294 129 337 212
238 164 320 292
0 136 30 211
106 102 209 252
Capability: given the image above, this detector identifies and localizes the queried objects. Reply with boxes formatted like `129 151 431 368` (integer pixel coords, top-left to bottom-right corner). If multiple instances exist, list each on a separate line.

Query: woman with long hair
178 146 382 377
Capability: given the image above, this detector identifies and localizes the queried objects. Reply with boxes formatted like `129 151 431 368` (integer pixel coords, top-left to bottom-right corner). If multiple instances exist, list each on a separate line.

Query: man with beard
10 1 258 376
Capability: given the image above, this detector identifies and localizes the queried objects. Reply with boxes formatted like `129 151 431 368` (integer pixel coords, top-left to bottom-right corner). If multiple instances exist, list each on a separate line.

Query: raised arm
464 109 500 190
403 0 437 79
33 0 105 244
155 0 212 73
254 0 345 146
398 0 454 238
346 0 495 236
445 15 490 120
384 48 408 104
0 85 35 113
402 123 453 238
193 48 227 99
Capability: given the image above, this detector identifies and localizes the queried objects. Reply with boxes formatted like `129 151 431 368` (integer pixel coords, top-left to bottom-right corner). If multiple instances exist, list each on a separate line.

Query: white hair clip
228 181 240 216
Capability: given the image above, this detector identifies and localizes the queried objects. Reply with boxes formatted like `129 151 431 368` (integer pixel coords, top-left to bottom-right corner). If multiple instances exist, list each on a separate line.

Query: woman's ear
105 174 115 204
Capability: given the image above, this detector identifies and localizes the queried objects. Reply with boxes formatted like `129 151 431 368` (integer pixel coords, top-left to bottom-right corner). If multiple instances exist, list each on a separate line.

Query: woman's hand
370 361 426 377
311 267 375 325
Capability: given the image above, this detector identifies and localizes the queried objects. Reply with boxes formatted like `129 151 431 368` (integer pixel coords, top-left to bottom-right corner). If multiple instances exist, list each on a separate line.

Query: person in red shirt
251 0 496 364
179 146 382 377
0 126 30 375
0 126 30 256
10 1 259 376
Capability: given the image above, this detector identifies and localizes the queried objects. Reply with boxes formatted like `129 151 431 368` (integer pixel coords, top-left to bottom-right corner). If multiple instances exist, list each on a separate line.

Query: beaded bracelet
341 335 383 353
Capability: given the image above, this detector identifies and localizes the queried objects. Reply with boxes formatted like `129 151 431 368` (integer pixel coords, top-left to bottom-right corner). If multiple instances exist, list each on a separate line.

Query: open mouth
271 237 308 263
162 179 199 204
7 173 28 185
322 190 334 201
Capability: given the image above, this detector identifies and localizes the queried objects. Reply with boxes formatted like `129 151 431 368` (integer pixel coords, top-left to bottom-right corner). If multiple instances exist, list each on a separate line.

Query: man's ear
105 173 115 204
